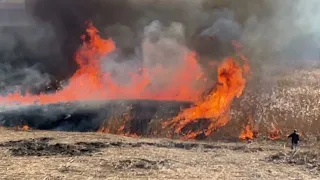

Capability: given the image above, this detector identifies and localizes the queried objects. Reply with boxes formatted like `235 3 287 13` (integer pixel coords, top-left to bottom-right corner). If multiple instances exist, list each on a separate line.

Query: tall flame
0 21 115 105
163 56 248 139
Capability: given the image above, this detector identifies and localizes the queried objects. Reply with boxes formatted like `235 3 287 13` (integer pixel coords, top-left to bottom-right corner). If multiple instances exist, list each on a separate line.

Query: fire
239 116 254 140
0 21 115 105
163 56 249 139
22 125 29 131
13 125 30 131
239 125 253 140
0 21 204 106
268 122 281 140
0 21 250 139
98 104 134 135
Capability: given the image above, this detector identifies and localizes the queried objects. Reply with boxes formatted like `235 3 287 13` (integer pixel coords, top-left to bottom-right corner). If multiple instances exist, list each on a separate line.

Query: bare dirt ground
0 128 319 180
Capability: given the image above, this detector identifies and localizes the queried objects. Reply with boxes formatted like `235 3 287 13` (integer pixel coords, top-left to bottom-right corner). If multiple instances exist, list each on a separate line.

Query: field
0 128 319 180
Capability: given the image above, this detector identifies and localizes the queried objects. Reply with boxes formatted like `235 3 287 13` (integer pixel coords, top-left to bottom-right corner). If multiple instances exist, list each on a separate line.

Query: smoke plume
0 4 58 94
0 0 318 95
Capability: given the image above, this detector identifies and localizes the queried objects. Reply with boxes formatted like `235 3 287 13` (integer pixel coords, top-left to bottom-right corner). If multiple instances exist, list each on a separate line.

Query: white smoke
101 20 203 97
200 9 241 42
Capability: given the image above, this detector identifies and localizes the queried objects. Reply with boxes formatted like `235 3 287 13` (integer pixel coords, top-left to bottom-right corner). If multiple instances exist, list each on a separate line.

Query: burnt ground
0 128 319 180
0 100 192 133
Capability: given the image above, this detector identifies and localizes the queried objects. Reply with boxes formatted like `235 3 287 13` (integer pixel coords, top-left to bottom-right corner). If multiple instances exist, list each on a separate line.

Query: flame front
0 22 250 139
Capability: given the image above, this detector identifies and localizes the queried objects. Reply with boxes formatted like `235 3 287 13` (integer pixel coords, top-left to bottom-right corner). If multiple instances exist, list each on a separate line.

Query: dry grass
0 128 319 180
227 68 320 138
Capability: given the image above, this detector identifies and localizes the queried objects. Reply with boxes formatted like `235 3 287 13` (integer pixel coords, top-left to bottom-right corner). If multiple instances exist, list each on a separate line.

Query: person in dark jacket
288 129 300 151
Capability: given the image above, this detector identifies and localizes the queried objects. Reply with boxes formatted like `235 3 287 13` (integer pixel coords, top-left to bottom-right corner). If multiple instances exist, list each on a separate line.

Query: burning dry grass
0 20 251 140
0 128 319 179
95 65 320 141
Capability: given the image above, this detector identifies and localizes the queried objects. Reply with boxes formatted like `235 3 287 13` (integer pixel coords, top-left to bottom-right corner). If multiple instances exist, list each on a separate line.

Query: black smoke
22 0 241 92
6 0 317 95
24 0 142 91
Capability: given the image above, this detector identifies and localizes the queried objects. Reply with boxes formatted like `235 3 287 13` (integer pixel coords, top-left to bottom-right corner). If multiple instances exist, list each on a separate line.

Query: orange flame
22 125 29 131
268 122 281 140
0 21 205 106
239 116 254 140
163 56 248 139
13 125 30 131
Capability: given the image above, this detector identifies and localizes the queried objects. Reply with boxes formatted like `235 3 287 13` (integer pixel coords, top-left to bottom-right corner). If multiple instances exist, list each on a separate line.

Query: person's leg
293 143 297 151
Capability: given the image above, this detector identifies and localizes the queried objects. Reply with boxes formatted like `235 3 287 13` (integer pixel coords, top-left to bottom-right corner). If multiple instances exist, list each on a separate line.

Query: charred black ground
0 100 192 135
